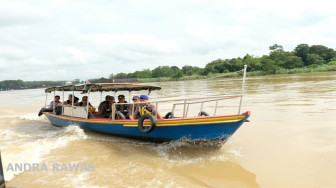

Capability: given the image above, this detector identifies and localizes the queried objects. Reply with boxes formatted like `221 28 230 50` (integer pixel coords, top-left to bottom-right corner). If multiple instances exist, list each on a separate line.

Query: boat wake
147 139 242 165
0 122 87 181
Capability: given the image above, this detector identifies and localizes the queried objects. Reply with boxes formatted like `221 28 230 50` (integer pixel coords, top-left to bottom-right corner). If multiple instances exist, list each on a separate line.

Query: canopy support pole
53 90 56 113
62 90 64 115
86 89 91 119
71 90 74 117
44 93 48 108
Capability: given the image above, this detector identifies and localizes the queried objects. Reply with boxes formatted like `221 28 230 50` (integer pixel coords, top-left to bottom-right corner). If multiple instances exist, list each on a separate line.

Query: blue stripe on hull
45 114 248 142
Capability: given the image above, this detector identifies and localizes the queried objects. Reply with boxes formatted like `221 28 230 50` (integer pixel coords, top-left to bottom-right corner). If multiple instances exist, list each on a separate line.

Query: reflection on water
1 71 336 187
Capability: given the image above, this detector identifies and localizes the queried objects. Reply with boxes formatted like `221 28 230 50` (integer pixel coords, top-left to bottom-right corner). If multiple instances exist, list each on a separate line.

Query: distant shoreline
1 64 336 90
139 64 336 82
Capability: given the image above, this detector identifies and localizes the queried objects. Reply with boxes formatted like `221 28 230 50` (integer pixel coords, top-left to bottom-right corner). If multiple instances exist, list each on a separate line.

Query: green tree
114 73 128 79
243 54 262 71
261 56 278 74
294 44 310 64
283 56 304 69
152 66 173 78
306 54 326 65
269 44 284 51
309 45 336 62
133 69 152 78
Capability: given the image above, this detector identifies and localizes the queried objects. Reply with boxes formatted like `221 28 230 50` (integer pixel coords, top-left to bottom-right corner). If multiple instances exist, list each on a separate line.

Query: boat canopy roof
45 83 161 93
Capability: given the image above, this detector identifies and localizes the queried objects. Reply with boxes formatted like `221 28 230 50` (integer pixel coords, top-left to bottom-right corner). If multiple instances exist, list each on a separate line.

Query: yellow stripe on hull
43 112 245 127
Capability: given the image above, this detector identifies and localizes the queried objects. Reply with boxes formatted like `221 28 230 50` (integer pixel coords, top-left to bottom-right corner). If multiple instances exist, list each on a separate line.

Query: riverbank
139 64 336 82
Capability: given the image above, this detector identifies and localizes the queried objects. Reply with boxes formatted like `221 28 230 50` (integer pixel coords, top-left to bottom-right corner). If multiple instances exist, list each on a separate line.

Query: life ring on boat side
138 114 156 133
164 112 174 119
115 111 126 119
198 111 209 116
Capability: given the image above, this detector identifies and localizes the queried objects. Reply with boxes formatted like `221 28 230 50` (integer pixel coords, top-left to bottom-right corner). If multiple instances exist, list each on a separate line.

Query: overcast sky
0 0 335 81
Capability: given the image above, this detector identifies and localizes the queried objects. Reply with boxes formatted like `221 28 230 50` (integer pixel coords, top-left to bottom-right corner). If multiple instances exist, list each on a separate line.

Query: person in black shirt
97 95 113 118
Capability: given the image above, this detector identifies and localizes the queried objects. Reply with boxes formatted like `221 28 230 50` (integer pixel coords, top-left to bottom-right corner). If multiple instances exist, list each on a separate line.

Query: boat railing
110 95 242 120
171 95 241 118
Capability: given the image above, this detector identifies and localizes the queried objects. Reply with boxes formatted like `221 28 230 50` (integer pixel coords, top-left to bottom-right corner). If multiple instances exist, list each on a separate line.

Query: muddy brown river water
1 72 335 187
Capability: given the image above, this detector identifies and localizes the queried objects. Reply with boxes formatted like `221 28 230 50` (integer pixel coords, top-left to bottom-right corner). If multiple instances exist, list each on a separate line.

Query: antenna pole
238 65 247 114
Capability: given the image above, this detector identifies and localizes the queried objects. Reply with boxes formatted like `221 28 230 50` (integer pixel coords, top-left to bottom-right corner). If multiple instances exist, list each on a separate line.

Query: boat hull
44 111 250 143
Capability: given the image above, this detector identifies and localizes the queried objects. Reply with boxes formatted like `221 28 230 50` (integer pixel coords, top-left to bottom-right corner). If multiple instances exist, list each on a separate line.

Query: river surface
1 72 336 188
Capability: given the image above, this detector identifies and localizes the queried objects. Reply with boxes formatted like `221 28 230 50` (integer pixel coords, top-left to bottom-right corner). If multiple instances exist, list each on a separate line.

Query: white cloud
0 0 335 81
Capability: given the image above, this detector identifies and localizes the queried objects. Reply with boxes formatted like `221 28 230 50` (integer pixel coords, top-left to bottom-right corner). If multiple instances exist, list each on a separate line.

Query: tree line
109 43 336 79
1 43 336 90
0 80 81 90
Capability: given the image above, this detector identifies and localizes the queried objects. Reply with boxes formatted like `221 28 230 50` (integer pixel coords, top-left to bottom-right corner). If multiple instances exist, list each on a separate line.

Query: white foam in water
148 139 242 165
0 112 42 121
65 172 109 188
19 112 44 121
1 125 87 181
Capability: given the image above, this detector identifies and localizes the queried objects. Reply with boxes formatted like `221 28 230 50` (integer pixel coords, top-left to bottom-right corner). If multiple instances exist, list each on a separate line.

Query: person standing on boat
97 95 113 118
133 95 162 119
116 95 129 118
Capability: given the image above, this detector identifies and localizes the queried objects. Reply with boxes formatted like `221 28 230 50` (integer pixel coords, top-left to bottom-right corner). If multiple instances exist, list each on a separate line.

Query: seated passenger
38 95 62 116
78 96 96 114
116 94 129 118
111 96 116 103
74 97 79 106
129 96 140 120
49 95 62 108
134 95 162 119
97 95 113 118
64 94 79 106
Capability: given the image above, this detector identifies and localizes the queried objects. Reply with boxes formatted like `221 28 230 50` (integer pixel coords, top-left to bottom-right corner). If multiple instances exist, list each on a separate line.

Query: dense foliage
0 80 80 90
109 43 336 79
1 43 335 90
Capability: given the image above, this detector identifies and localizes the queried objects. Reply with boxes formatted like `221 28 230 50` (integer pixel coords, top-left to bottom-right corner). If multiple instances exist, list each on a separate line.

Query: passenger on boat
38 95 62 116
74 97 79 106
50 95 62 108
78 96 96 114
129 96 140 120
97 95 113 118
116 95 129 118
133 95 163 119
111 96 116 103
64 94 79 106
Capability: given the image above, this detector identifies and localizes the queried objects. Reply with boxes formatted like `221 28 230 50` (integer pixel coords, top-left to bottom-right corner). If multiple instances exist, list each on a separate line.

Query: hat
140 95 148 100
69 94 73 97
111 96 115 100
133 96 140 99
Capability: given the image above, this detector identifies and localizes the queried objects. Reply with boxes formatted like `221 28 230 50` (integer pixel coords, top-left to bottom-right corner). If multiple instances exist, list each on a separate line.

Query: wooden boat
40 66 250 146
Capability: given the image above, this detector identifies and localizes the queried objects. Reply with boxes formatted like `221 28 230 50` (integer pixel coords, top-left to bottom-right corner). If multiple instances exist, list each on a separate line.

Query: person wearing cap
133 95 162 119
64 94 76 106
110 96 116 104
97 95 113 118
129 96 140 120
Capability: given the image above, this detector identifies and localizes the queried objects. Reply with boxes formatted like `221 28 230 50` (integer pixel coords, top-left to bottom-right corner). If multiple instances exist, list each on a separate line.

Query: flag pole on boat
238 65 247 114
